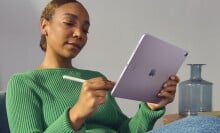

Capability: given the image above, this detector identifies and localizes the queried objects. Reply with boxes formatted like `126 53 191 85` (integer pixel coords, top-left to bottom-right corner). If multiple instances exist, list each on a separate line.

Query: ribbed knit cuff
140 102 165 121
124 102 165 132
137 102 165 131
45 108 86 133
65 108 86 133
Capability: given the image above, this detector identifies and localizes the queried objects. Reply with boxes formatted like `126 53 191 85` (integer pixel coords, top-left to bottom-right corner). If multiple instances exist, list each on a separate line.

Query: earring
44 31 48 36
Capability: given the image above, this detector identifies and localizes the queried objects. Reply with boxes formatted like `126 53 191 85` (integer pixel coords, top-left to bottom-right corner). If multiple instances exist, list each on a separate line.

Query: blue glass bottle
178 64 213 116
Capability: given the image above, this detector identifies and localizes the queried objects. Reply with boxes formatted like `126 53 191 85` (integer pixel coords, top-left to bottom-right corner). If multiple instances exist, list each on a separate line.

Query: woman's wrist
146 102 162 111
68 106 85 130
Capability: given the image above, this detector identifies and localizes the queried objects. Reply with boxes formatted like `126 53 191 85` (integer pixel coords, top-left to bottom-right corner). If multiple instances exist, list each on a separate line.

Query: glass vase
178 64 213 116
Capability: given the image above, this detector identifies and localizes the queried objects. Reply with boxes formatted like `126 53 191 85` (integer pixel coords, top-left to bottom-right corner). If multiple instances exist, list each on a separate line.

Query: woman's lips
66 43 82 50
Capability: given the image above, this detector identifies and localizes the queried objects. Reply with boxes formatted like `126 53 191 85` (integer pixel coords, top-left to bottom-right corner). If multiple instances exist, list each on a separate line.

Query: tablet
111 33 188 103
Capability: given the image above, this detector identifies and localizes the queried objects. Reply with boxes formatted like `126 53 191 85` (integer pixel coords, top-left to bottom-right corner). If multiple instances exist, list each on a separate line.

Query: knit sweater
6 68 165 133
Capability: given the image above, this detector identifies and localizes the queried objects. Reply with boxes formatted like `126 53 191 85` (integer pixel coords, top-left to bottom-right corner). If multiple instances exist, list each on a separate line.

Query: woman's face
42 2 90 59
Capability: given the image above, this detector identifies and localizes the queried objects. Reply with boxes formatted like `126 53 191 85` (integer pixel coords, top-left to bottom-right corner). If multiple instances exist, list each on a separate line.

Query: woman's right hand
68 77 115 130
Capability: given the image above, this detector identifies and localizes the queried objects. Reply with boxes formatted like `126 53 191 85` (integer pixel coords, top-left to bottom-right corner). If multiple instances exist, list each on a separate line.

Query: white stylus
63 75 86 83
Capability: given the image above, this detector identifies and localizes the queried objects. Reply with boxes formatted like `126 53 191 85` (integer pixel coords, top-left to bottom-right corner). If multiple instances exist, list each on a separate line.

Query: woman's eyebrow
63 13 78 19
63 13 90 26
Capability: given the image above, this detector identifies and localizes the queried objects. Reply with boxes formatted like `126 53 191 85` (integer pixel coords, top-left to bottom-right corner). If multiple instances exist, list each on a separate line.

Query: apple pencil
63 75 86 83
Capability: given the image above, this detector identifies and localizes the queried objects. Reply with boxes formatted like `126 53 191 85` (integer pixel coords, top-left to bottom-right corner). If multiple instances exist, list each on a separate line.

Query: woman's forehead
53 2 89 19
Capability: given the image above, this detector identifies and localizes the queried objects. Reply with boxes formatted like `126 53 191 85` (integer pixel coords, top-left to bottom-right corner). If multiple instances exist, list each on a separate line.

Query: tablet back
111 33 188 103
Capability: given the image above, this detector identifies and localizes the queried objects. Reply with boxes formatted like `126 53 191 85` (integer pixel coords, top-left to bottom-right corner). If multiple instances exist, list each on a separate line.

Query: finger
162 85 176 93
89 95 106 106
94 90 107 97
87 77 107 83
163 80 179 88
97 97 106 105
158 91 175 101
158 88 176 96
159 86 176 96
169 75 180 82
88 77 115 86
84 77 115 90
88 80 114 90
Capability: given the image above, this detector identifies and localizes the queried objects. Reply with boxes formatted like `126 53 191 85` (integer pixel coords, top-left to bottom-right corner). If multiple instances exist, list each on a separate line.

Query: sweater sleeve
126 102 165 132
108 95 165 133
6 75 85 133
98 72 165 132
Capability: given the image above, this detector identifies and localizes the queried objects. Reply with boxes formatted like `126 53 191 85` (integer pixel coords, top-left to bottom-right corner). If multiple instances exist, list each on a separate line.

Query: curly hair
39 0 79 52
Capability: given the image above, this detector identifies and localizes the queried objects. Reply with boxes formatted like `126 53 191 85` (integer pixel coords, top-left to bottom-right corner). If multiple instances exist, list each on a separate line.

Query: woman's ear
40 18 49 35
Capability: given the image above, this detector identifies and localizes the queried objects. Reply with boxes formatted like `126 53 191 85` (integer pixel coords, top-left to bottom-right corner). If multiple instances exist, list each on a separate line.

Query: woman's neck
37 54 73 69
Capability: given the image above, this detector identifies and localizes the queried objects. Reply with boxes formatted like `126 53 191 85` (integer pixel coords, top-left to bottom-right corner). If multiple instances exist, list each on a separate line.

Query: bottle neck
189 64 204 80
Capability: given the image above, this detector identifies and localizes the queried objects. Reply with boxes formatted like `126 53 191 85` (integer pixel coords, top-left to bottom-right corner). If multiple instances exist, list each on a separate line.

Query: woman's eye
64 22 75 26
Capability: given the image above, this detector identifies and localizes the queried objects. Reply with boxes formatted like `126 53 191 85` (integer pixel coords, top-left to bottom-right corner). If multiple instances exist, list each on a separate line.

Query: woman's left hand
147 75 180 110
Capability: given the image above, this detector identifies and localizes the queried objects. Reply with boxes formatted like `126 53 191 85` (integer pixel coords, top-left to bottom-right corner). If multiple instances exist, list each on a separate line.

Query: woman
6 0 179 132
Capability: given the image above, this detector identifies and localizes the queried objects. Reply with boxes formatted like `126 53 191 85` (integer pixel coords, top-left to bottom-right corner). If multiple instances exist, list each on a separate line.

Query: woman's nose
72 28 83 39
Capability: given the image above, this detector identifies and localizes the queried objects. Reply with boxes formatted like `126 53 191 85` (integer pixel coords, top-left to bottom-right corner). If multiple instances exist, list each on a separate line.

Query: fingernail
171 76 175 80
163 83 167 87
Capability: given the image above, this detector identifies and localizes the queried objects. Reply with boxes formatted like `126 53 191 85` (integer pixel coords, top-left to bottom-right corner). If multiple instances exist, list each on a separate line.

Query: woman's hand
68 77 115 130
147 75 180 111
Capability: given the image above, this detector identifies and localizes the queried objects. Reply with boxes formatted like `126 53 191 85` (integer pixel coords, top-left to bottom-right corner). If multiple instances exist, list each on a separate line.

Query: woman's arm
107 93 165 133
6 75 85 133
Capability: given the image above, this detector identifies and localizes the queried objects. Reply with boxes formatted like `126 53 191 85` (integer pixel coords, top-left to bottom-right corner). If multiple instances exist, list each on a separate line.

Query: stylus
63 75 86 83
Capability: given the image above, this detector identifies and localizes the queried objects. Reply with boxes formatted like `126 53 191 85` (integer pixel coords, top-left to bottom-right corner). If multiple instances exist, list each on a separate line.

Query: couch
0 91 10 133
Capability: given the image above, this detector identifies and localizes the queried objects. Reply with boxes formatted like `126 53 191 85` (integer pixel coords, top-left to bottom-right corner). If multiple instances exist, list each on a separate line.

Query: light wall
1 0 220 128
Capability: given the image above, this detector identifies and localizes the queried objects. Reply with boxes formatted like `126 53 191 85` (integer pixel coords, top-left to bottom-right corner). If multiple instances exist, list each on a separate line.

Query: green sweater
6 68 165 133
